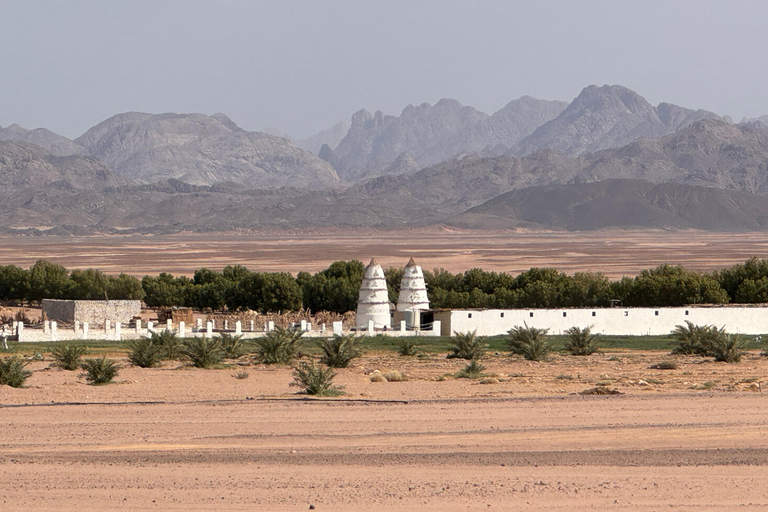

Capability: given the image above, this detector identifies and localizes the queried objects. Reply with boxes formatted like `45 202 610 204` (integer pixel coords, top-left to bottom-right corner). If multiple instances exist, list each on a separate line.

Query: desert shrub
0 356 32 387
81 356 120 385
447 330 486 360
579 387 623 395
318 334 363 368
507 324 550 361
50 344 88 370
219 333 247 359
254 326 304 365
456 358 487 379
181 337 224 368
291 361 343 396
383 370 408 382
370 372 387 382
700 333 747 363
649 361 678 370
233 369 249 379
398 339 419 356
671 321 718 355
127 337 163 368
150 330 183 360
563 326 600 356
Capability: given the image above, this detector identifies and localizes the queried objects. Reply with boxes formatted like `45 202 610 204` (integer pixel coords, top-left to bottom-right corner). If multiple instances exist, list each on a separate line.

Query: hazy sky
1 0 766 139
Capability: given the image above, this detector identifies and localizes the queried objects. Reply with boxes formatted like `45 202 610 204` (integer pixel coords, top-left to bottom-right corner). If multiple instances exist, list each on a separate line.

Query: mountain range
1 84 767 234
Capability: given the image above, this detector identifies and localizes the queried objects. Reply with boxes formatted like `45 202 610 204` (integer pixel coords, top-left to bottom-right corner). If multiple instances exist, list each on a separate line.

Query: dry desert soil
2 349 768 511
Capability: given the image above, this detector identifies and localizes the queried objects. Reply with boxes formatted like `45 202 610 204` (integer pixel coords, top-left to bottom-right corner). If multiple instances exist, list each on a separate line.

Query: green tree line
2 257 768 313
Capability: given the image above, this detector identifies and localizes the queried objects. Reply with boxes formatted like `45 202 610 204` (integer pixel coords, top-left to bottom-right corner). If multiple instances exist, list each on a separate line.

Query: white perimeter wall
446 307 768 337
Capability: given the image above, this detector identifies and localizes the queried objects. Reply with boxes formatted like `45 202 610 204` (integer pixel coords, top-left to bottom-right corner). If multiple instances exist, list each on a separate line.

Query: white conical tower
356 258 392 329
397 257 430 312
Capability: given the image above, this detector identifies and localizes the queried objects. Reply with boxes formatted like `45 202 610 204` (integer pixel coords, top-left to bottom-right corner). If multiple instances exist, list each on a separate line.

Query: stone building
355 259 391 329
42 299 141 327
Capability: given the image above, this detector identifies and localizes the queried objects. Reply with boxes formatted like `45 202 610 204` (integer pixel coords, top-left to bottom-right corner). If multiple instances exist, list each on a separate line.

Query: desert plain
2 229 768 511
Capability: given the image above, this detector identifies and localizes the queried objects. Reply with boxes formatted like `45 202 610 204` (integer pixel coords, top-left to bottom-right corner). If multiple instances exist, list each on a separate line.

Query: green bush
127 337 163 368
291 361 343 396
81 356 120 385
50 344 88 370
150 330 183 360
181 337 224 368
318 334 363 368
397 339 419 356
508 324 550 361
219 333 247 359
700 333 748 363
671 321 713 355
447 330 486 360
253 326 304 365
456 359 487 379
563 326 601 356
0 356 32 387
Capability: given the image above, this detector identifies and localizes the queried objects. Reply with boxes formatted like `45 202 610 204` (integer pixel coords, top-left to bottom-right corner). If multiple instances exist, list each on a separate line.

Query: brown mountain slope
450 179 768 231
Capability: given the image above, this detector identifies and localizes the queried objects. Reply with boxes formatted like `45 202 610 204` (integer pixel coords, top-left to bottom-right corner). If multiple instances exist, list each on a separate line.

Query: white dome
397 257 429 312
356 258 391 328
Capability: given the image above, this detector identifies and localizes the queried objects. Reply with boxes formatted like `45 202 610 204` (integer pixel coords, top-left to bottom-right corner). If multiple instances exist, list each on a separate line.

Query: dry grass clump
649 361 678 370
369 372 387 383
479 377 499 385
579 387 623 395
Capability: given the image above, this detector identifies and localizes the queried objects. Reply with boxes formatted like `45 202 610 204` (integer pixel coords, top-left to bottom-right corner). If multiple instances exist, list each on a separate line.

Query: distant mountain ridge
74 112 339 189
0 123 84 157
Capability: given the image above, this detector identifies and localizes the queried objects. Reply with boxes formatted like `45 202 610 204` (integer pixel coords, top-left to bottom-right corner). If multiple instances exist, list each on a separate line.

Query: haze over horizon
1 0 767 140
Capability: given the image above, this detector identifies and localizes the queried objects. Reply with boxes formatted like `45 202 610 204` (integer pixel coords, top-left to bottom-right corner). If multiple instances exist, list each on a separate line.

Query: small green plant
318 334 363 368
254 326 304 365
233 369 250 379
81 356 120 385
127 337 163 368
671 321 719 356
456 359 487 379
563 326 601 356
291 361 343 396
219 333 247 359
507 324 550 361
397 339 419 356
447 330 487 360
150 330 183 360
0 356 32 388
649 361 678 370
181 337 224 368
50 344 88 370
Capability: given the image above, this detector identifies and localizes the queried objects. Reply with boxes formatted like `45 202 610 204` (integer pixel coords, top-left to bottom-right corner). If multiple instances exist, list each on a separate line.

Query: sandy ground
1 229 768 278
2 350 768 510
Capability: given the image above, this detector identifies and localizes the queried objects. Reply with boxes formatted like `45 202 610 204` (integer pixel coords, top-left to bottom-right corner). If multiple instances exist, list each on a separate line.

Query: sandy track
1 229 768 277
2 384 768 509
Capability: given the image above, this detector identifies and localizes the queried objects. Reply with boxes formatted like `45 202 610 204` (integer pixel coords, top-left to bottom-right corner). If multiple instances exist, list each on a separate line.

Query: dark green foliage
127 337 163 368
27 260 70 302
227 272 302 313
253 326 304 365
508 324 550 361
563 326 601 356
716 257 768 303
397 339 419 356
0 356 32 387
298 260 364 314
107 273 146 301
50 344 88 370
447 330 487 360
291 361 343 396
456 358 487 379
318 334 363 368
650 361 679 370
149 330 183 360
81 356 120 385
181 337 224 368
625 264 728 307
141 273 192 307
219 333 247 359
0 265 29 302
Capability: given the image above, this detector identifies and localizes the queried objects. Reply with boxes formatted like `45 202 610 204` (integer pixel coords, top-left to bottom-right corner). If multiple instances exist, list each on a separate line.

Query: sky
1 0 767 139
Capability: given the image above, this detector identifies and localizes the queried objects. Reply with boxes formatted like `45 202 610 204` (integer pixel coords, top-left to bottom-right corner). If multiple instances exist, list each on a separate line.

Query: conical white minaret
397 257 429 312
356 258 392 329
